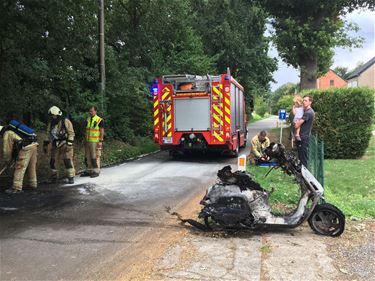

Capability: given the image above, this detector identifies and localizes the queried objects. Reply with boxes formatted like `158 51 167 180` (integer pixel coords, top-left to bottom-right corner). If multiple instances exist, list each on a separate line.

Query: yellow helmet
0 125 4 132
48 106 62 116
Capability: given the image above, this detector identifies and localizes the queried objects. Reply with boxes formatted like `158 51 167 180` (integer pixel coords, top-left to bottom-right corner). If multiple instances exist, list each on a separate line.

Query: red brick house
316 69 347 89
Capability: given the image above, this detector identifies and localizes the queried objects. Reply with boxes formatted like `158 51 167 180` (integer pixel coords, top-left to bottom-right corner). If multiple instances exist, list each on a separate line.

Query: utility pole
98 0 105 112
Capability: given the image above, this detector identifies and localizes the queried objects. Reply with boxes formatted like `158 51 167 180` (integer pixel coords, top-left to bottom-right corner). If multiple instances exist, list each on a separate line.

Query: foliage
333 61 365 80
303 87 374 159
259 0 375 89
254 96 268 117
333 66 351 80
0 0 276 143
268 83 297 114
249 112 266 123
190 0 277 100
276 95 294 114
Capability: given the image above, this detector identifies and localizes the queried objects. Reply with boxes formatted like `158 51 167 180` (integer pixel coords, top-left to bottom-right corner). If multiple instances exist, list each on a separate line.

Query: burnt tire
308 203 345 237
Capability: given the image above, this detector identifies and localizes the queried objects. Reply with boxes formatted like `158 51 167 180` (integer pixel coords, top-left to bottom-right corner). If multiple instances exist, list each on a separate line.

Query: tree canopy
259 0 375 89
0 0 275 141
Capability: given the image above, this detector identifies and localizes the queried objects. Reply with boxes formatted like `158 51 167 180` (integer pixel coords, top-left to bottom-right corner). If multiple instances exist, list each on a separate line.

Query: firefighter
249 131 270 164
0 124 38 193
43 106 75 184
81 106 104 178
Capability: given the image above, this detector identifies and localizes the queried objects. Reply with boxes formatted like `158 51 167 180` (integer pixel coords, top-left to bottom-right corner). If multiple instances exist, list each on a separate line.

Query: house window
330 79 334 87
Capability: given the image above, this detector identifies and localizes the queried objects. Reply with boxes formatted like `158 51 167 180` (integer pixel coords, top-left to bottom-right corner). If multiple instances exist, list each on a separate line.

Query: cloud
333 10 375 69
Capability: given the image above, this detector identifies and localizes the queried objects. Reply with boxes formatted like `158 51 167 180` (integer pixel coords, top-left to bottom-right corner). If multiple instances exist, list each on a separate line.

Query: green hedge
303 87 374 159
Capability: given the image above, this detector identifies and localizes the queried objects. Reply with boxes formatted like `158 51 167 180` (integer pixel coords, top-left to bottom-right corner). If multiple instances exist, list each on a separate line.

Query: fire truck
151 73 247 155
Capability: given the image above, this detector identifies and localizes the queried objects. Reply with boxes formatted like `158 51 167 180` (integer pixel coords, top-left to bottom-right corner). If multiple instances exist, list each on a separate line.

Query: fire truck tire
232 138 240 157
240 135 247 148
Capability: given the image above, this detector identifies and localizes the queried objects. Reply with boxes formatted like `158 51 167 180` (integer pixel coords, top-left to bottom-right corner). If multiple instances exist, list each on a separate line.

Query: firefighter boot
90 158 99 178
5 188 22 194
50 159 58 183
81 157 91 177
63 158 75 184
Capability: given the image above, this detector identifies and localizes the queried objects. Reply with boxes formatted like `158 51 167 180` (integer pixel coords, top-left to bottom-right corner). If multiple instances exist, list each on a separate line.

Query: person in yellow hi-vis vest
81 106 104 178
0 124 38 194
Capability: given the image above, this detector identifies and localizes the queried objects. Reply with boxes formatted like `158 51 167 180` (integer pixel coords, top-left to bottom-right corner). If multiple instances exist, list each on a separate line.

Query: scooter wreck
174 143 345 237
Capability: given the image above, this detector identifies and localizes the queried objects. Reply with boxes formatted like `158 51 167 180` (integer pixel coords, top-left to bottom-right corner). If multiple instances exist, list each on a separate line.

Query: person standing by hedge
294 95 315 168
81 106 104 178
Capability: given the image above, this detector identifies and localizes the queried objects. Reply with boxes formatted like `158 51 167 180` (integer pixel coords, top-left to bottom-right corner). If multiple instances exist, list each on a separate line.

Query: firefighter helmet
48 106 62 116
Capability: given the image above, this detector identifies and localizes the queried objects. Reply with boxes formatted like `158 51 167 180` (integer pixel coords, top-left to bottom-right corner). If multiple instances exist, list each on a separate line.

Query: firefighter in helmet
43 106 75 184
81 106 104 178
0 123 38 193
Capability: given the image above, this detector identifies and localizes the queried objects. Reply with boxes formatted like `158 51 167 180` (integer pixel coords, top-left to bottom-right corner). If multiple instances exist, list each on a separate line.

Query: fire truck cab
152 73 247 155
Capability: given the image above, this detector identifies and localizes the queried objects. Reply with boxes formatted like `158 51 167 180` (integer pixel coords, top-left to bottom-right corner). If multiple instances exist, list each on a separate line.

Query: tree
0 0 99 128
259 0 375 90
268 83 297 114
190 0 277 102
333 66 350 79
333 60 365 80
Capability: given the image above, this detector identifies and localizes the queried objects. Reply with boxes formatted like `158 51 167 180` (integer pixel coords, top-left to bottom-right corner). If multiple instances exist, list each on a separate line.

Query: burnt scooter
195 143 345 236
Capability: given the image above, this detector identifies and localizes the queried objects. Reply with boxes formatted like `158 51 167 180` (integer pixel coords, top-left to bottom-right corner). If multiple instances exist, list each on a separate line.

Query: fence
308 134 324 187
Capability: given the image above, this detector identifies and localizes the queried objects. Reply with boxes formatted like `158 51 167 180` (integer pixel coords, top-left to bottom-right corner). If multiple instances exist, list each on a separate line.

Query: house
347 56 375 89
316 69 347 89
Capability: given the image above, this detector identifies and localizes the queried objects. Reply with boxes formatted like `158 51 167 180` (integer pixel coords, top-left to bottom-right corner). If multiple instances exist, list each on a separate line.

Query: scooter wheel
308 203 345 237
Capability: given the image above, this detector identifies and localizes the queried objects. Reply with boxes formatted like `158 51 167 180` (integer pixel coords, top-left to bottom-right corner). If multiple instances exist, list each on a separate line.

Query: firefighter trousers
84 142 102 175
13 143 38 191
50 144 75 179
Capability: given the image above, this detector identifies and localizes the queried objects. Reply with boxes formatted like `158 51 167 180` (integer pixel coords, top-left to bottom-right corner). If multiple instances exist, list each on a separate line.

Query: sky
269 9 375 91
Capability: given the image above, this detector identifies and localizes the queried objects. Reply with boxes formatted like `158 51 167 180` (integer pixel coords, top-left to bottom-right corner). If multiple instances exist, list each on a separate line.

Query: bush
303 87 374 159
277 95 294 113
269 83 297 114
254 96 268 117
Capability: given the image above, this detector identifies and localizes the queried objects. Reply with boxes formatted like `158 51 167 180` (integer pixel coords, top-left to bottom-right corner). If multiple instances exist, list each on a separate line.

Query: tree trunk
299 56 318 90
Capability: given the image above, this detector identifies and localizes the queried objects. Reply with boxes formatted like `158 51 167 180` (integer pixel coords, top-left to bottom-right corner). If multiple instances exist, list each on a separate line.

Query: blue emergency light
150 85 158 95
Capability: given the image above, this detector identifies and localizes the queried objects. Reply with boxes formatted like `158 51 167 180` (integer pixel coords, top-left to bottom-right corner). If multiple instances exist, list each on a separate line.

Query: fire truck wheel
232 138 240 157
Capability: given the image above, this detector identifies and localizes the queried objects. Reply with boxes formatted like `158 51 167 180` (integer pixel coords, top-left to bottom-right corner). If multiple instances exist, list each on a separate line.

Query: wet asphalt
0 116 279 280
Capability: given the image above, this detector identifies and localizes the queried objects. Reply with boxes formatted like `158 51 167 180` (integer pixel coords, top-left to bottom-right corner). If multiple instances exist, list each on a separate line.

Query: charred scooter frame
198 143 345 237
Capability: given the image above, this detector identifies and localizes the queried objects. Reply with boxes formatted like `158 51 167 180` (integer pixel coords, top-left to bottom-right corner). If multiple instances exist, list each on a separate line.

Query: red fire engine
152 73 247 155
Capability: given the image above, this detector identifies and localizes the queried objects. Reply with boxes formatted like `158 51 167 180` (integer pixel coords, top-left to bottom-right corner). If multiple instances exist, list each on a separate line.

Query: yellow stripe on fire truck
153 96 159 126
224 92 231 127
211 84 224 142
162 87 173 137
212 86 223 100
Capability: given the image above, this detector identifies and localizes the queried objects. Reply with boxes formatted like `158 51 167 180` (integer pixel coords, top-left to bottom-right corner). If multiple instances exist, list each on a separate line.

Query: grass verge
247 128 375 219
324 136 375 218
248 112 270 124
0 134 159 185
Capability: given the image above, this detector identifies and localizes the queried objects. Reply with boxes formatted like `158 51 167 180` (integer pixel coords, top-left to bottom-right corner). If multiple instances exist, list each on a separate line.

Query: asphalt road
0 116 279 281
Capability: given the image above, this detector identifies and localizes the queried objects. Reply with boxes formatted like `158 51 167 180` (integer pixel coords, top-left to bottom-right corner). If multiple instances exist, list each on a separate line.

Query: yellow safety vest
86 115 102 143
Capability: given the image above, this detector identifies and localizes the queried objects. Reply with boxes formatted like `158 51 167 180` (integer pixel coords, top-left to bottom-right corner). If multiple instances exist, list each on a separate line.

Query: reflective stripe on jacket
86 115 102 143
